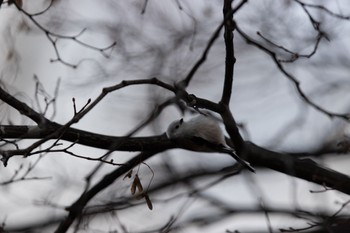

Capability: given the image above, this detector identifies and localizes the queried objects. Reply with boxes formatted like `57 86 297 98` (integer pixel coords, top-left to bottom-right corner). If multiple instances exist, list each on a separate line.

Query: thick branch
246 142 350 195
3 121 350 197
221 0 236 105
0 124 173 154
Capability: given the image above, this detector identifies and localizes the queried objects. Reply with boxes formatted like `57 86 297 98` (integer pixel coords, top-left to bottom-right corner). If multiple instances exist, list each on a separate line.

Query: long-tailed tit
166 115 255 173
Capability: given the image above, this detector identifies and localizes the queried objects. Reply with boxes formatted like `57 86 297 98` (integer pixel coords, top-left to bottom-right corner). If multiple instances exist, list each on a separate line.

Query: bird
166 115 255 173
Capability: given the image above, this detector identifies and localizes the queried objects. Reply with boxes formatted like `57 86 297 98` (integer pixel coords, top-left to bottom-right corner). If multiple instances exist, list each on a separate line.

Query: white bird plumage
166 115 255 173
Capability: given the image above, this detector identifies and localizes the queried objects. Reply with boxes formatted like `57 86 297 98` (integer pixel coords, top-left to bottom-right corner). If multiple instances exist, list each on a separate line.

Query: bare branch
257 31 323 63
9 2 116 68
235 21 350 121
246 141 350 195
180 0 248 87
0 85 49 125
295 0 350 21
220 0 236 105
0 78 177 165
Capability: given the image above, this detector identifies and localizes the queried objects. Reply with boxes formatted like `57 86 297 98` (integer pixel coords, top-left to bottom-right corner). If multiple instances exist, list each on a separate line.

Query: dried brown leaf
144 194 153 210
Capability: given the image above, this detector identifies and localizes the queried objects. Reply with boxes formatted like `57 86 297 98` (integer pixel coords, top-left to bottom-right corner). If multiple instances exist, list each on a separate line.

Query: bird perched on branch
166 115 255 173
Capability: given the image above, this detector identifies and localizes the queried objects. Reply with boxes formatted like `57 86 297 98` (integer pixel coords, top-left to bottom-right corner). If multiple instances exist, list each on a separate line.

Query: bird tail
221 147 255 173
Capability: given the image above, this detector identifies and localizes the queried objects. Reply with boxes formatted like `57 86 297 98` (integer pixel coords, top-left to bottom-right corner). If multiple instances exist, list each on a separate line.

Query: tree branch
180 0 248 87
10 1 116 68
221 0 236 105
0 85 49 126
0 78 177 163
54 150 162 233
246 142 350 195
234 21 350 121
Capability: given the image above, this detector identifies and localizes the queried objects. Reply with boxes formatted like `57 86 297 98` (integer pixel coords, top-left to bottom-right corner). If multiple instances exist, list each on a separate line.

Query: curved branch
0 85 49 126
0 78 176 164
295 0 350 21
234 22 350 121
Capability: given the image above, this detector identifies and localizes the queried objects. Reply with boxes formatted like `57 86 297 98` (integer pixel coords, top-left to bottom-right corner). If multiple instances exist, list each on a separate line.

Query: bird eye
175 125 179 129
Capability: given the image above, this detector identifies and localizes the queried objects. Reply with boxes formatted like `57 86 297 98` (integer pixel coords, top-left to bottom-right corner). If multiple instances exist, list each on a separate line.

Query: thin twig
11 2 116 68
235 22 350 121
